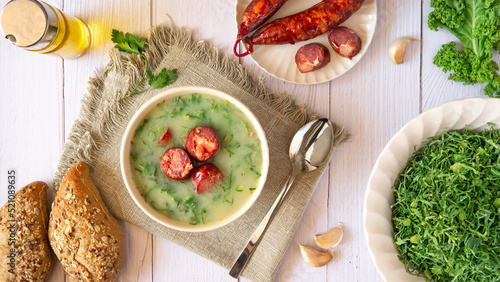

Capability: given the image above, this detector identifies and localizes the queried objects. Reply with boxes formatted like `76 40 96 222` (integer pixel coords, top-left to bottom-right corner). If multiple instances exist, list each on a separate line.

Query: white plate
364 98 500 281
235 0 377 84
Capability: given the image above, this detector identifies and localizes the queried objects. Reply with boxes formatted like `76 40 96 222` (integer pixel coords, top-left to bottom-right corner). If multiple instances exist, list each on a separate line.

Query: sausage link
235 0 289 56
238 0 289 38
243 0 364 52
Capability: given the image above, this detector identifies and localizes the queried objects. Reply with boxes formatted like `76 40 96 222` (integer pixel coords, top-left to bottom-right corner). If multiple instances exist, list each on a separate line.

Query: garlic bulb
389 37 416 64
298 244 333 267
314 223 343 249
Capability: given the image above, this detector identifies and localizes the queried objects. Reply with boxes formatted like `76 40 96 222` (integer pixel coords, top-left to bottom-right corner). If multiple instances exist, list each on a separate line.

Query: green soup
130 93 263 225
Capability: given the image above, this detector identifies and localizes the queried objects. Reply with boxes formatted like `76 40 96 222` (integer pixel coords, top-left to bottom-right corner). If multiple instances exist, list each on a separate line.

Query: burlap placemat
52 25 349 282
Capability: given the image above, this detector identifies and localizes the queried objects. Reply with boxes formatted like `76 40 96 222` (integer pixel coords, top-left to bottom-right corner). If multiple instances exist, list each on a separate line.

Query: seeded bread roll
0 181 54 282
49 161 124 281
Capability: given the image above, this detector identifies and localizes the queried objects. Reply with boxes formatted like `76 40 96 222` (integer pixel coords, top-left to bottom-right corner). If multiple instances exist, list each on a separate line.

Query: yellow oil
29 3 90 59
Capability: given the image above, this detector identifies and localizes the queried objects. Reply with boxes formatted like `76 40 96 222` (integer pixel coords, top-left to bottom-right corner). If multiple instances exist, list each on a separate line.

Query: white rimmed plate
364 98 500 281
234 0 377 84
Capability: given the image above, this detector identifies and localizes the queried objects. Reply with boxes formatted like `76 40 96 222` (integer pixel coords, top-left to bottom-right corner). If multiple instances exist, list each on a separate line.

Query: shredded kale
134 118 150 137
392 125 500 281
138 162 156 177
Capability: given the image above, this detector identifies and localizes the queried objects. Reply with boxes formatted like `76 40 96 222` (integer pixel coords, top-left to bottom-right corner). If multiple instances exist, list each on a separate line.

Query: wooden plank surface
1 0 497 281
326 1 421 281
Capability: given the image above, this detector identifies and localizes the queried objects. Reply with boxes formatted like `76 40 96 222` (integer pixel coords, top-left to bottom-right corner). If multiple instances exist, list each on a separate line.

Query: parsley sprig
111 29 177 101
392 124 500 281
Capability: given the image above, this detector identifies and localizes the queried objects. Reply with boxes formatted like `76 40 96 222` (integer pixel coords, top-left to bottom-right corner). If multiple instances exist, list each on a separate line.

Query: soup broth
130 93 263 225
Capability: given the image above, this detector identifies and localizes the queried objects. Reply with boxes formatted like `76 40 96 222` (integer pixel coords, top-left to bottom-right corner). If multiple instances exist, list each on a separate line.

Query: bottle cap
0 0 59 50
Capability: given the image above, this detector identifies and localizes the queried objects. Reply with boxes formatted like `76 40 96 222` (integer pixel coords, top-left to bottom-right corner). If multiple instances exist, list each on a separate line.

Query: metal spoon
229 118 335 278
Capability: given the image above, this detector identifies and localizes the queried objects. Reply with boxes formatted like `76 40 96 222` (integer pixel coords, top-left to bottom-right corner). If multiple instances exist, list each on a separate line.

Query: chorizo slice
295 43 331 73
185 126 219 162
328 26 362 59
192 163 224 194
160 147 194 180
157 128 172 145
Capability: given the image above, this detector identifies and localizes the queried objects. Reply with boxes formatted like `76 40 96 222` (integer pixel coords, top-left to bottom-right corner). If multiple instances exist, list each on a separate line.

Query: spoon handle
229 172 298 279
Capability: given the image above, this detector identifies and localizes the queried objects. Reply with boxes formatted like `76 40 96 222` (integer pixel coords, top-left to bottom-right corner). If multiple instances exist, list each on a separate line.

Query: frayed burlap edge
52 24 350 190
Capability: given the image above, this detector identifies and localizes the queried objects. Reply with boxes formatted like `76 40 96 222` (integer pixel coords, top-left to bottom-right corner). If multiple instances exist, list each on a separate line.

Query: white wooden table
0 0 493 281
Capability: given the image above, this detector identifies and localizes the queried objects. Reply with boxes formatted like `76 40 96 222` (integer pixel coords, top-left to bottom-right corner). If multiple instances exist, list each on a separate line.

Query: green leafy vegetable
177 197 204 225
428 0 500 97
392 125 500 281
111 29 177 101
138 162 156 177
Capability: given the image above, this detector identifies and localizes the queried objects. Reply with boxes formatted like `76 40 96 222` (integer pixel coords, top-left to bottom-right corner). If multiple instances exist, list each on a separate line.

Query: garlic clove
389 37 416 64
314 223 343 249
298 244 333 267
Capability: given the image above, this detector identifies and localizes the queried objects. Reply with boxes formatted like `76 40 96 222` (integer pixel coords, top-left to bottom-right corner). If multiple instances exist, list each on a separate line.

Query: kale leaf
428 0 500 97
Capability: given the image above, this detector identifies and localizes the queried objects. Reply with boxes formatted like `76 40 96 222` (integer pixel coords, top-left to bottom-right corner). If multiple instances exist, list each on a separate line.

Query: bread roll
0 181 54 281
49 161 124 281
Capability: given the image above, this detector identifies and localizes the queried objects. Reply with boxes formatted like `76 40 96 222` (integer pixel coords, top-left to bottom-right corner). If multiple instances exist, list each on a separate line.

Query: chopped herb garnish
172 197 180 207
249 167 261 176
169 107 184 118
211 102 220 111
201 209 207 224
150 201 168 212
244 151 261 177
184 110 205 120
149 126 164 142
188 93 200 103
218 170 233 192
138 162 156 177
239 118 251 136
224 197 234 205
135 118 150 137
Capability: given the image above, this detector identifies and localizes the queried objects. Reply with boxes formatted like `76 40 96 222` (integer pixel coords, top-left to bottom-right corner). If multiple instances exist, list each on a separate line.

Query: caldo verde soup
130 93 263 225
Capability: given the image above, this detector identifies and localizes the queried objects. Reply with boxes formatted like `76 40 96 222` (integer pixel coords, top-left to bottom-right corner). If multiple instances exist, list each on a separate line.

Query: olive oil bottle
0 0 90 59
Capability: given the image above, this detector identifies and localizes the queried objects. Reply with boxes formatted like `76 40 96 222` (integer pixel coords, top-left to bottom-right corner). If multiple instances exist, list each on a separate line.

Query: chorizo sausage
295 43 331 73
240 0 364 55
185 126 219 162
238 0 289 38
157 128 172 145
234 0 289 57
192 163 224 194
328 26 361 59
160 147 194 180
